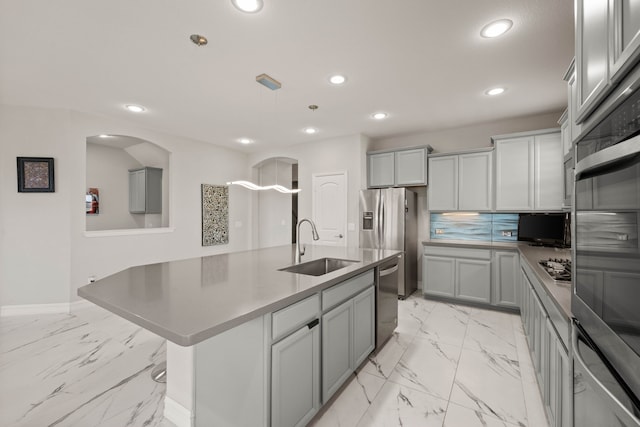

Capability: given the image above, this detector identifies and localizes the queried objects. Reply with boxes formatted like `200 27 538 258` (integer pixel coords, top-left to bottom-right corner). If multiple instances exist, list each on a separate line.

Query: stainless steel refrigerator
359 188 418 298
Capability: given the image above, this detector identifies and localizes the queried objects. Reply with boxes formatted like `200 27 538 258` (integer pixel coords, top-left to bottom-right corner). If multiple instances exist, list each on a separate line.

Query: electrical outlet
435 229 444 234
501 231 513 237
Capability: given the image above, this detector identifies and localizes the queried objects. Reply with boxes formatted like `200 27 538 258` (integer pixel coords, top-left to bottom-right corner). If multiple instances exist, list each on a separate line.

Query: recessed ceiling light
231 0 263 13
372 112 388 120
485 87 506 96
329 74 347 85
238 138 254 144
125 104 146 113
480 19 513 38
303 127 318 135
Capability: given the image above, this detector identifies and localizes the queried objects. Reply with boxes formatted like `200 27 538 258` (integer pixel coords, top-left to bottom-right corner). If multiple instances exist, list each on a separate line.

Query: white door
312 172 347 246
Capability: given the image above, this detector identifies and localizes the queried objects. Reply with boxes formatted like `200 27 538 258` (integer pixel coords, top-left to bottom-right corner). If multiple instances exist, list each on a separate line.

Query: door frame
312 171 348 247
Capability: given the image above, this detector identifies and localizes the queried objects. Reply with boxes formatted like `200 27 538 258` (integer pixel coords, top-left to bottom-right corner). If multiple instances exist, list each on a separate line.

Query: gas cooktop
538 258 571 282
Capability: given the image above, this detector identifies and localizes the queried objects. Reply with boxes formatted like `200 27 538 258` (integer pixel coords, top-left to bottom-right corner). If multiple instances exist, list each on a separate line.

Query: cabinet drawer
423 245 491 260
272 294 320 342
323 270 374 311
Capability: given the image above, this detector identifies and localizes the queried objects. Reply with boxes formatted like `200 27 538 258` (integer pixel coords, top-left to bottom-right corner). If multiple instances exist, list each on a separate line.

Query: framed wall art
201 184 229 246
17 157 55 193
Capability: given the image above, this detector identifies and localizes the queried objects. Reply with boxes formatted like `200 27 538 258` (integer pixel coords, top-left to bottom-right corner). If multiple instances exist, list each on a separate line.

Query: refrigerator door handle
380 194 385 247
573 322 640 426
379 264 399 277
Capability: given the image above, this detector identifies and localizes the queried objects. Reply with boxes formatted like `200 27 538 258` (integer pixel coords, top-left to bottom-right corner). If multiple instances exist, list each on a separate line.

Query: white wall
370 111 563 154
0 104 252 307
257 160 293 248
250 134 370 249
86 142 144 231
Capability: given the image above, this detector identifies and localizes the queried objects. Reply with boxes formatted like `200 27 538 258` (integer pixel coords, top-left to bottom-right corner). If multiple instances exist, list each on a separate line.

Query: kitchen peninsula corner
78 245 401 427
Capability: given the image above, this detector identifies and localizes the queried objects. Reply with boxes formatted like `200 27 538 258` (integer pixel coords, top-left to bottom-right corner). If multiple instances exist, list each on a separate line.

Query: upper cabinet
129 167 163 214
494 130 563 212
428 150 493 212
367 146 432 188
576 0 640 123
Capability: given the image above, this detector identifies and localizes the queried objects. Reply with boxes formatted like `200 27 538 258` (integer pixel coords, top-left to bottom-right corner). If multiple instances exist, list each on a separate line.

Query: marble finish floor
0 295 549 427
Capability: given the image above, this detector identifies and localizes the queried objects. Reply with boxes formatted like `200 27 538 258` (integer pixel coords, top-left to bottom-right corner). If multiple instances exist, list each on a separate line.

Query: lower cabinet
520 263 573 427
492 250 520 309
423 246 491 305
323 285 375 402
271 319 321 427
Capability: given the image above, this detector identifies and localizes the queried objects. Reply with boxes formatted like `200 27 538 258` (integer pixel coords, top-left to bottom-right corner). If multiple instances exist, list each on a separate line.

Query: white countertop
78 245 401 346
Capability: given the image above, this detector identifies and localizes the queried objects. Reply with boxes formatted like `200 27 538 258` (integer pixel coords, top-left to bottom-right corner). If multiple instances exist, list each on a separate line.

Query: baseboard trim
163 396 194 427
0 302 71 317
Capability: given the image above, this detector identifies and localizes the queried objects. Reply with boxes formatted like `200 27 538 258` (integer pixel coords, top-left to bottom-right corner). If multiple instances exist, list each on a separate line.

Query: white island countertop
78 245 401 346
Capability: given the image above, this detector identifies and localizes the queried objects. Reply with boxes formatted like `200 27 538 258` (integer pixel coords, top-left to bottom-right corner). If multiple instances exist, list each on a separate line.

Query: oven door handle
576 133 640 180
572 322 640 426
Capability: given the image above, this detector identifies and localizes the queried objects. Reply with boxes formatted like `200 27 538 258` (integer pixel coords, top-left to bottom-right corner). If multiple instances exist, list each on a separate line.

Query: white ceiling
0 0 574 152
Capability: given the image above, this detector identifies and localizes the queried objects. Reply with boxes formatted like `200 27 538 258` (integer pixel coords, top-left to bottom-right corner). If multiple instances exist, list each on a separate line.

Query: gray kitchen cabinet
322 299 353 402
353 286 375 368
492 250 520 309
423 255 455 298
368 152 395 188
321 272 375 403
534 132 564 211
128 166 162 214
520 262 573 427
271 320 321 427
428 150 492 212
395 148 427 186
575 0 640 123
423 246 490 304
458 151 493 211
456 258 491 304
563 155 574 209
575 0 610 123
427 155 458 211
494 130 562 212
610 0 640 82
367 146 430 188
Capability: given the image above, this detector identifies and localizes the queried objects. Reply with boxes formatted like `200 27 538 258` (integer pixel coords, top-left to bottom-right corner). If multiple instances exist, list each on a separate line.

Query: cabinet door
492 251 520 308
353 286 375 368
545 319 558 426
455 258 491 304
563 156 574 209
271 323 321 427
395 148 426 185
322 300 353 402
534 133 563 211
560 114 571 157
459 151 493 211
129 169 146 213
495 137 535 211
427 156 458 211
576 0 610 122
610 0 640 83
568 71 582 144
368 152 395 188
423 255 455 298
558 341 572 427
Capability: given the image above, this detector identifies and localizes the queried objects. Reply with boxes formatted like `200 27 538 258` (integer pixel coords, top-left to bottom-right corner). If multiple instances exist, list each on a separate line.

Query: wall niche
85 135 170 232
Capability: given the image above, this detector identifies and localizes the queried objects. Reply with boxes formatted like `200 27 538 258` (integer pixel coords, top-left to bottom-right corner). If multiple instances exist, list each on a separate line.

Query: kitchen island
78 244 402 427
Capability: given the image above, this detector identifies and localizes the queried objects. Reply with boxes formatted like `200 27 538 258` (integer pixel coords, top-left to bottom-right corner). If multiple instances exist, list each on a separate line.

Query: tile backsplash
430 213 519 242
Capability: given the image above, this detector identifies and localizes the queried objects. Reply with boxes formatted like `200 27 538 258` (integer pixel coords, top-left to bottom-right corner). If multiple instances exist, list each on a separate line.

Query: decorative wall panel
201 184 229 246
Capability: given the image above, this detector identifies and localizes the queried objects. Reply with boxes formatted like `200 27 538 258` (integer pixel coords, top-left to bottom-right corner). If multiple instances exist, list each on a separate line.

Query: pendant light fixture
227 159 300 193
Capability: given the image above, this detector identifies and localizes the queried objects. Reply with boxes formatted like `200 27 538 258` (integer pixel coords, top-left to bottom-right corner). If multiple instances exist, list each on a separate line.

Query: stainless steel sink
279 257 359 276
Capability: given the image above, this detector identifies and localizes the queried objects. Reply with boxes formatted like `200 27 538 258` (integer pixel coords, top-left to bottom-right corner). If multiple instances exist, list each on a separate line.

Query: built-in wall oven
573 66 640 426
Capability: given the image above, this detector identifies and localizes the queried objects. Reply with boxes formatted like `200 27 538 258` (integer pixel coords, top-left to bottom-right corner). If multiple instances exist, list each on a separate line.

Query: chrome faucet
296 218 320 263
